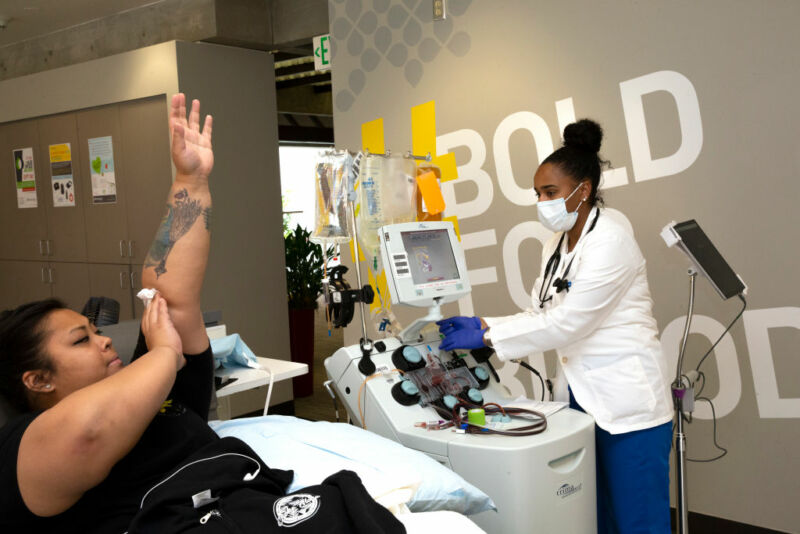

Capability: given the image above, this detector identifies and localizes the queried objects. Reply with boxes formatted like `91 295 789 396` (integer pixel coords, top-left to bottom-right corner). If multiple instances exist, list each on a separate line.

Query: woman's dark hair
0 299 66 413
542 118 609 206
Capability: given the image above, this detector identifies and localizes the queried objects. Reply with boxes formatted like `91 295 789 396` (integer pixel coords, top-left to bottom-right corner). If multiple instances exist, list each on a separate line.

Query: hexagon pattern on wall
330 0 473 111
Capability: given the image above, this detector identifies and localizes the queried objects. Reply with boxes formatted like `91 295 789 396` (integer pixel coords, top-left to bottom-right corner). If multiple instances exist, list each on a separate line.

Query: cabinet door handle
46 240 52 256
41 267 46 284
119 240 126 257
128 240 134 258
48 268 54 284
119 271 126 289
39 240 44 256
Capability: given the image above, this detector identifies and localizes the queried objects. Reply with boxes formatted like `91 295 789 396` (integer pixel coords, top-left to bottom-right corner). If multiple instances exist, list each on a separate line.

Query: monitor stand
398 299 442 344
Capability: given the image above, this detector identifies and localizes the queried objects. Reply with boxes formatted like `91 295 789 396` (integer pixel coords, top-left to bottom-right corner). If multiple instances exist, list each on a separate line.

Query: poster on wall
87 135 117 204
49 143 75 207
12 147 37 209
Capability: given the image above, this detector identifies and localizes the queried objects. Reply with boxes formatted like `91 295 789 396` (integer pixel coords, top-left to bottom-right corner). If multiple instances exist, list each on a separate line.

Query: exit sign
313 34 331 71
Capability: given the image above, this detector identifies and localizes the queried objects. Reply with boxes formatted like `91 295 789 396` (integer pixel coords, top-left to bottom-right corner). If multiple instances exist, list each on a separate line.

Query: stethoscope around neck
537 209 601 308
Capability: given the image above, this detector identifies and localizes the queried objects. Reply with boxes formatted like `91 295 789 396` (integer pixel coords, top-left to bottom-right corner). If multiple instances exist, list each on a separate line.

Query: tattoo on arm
144 189 204 278
203 206 212 231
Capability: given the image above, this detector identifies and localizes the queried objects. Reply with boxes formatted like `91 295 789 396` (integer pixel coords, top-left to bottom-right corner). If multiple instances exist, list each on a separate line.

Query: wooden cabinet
118 98 172 265
0 260 90 312
130 264 145 318
0 96 171 318
36 113 90 263
76 105 130 264
49 262 92 312
0 121 49 261
87 263 135 321
0 261 52 308
0 113 90 264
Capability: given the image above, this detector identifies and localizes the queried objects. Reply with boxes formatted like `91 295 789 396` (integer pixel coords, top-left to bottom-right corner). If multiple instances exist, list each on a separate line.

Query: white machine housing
325 338 597 534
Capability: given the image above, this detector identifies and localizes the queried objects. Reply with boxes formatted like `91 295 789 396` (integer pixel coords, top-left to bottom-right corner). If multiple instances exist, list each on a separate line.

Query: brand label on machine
556 480 583 501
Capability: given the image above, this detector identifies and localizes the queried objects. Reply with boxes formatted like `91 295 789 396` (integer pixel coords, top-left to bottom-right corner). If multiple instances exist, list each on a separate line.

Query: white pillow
209 415 496 516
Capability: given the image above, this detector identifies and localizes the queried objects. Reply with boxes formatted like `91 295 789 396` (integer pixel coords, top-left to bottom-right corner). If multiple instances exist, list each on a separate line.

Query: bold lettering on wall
555 97 629 189
456 229 499 317
493 112 554 206
503 221 553 310
743 307 800 418
620 70 703 182
438 129 493 220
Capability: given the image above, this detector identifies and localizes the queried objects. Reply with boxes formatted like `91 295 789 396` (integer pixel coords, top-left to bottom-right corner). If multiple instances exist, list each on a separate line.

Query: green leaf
284 224 334 309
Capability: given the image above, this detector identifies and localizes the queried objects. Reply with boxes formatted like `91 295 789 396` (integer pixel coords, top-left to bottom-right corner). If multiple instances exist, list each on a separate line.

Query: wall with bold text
329 0 800 530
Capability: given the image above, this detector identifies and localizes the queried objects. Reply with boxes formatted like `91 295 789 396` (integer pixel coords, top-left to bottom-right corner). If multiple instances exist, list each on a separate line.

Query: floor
292 306 346 423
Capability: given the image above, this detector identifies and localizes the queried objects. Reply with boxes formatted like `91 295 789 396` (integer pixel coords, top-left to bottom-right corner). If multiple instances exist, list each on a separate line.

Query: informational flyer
12 147 37 209
49 143 75 207
87 135 117 204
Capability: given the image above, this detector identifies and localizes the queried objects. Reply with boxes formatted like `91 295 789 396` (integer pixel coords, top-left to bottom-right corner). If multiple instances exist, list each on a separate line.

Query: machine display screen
673 220 744 299
400 229 461 287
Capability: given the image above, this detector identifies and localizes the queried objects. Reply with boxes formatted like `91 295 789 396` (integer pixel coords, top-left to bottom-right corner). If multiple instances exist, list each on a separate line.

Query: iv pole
672 268 697 534
347 152 375 375
661 218 748 534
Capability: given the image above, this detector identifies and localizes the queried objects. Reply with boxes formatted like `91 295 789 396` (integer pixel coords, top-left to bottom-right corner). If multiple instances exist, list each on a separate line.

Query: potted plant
284 224 331 397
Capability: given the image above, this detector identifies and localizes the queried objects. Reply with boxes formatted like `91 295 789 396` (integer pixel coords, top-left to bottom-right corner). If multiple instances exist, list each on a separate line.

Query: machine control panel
387 345 493 410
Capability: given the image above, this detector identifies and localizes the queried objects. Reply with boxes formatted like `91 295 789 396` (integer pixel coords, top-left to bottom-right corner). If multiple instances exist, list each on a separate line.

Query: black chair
81 297 120 327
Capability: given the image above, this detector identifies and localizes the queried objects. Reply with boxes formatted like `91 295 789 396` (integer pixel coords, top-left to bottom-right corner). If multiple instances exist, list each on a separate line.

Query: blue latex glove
439 328 487 352
436 316 482 336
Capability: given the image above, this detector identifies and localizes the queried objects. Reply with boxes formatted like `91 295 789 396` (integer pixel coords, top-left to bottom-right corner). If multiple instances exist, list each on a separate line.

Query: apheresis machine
323 214 597 533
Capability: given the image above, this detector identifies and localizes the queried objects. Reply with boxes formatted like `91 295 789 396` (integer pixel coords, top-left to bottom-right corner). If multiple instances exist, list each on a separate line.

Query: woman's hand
141 294 185 370
170 93 214 185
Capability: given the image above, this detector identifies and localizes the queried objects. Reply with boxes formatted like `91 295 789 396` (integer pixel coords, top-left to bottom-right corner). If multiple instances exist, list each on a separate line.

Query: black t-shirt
0 332 216 533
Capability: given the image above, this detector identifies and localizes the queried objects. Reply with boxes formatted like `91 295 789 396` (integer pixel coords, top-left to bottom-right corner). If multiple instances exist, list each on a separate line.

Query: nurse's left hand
439 328 487 351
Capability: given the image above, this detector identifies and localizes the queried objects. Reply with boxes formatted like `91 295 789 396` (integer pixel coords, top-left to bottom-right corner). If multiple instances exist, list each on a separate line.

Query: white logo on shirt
273 494 321 527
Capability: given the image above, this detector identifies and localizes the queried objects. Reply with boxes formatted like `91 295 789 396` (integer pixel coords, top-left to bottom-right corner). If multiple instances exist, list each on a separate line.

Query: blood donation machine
325 221 597 534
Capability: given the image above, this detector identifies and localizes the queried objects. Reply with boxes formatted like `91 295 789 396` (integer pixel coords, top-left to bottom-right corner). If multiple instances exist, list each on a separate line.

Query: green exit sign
313 34 331 71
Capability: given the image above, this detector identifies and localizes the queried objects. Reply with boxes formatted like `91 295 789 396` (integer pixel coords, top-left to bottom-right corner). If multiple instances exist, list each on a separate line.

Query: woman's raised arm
142 94 213 354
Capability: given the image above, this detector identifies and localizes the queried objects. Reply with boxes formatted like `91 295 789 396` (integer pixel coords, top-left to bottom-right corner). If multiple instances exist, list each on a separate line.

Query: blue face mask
536 183 585 232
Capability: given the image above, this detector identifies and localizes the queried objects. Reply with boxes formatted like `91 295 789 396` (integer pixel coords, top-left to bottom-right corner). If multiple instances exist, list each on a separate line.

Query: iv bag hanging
311 150 353 244
356 154 417 271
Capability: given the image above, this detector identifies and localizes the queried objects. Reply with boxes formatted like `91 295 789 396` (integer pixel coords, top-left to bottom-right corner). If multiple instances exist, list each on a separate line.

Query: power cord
513 360 553 401
695 294 747 373
677 294 746 462
687 395 728 462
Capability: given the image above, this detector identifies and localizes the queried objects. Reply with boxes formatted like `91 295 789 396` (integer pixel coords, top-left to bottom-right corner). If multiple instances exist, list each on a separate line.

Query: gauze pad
136 288 157 307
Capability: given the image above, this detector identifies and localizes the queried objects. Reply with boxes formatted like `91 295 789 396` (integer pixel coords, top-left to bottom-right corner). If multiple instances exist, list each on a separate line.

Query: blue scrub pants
570 390 672 534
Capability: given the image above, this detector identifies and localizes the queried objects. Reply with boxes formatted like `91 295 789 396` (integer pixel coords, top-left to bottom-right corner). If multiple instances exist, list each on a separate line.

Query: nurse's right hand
436 316 482 336
439 328 487 351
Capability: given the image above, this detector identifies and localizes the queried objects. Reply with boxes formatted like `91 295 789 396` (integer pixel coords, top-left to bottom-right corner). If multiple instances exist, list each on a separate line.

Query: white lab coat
484 207 673 434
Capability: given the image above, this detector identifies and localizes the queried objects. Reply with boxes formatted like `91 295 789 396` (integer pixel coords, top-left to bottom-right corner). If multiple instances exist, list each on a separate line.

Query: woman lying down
0 95 404 534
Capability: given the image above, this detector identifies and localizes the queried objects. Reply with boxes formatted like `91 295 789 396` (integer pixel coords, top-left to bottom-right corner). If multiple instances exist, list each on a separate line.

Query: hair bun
563 119 603 153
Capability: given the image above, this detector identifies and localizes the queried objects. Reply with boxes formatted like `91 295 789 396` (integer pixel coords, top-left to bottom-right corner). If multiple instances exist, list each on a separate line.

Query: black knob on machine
358 338 375 375
391 345 426 372
391 379 421 406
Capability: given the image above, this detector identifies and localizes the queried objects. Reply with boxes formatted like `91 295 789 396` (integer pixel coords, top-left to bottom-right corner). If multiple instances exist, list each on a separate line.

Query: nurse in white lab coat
437 119 673 534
